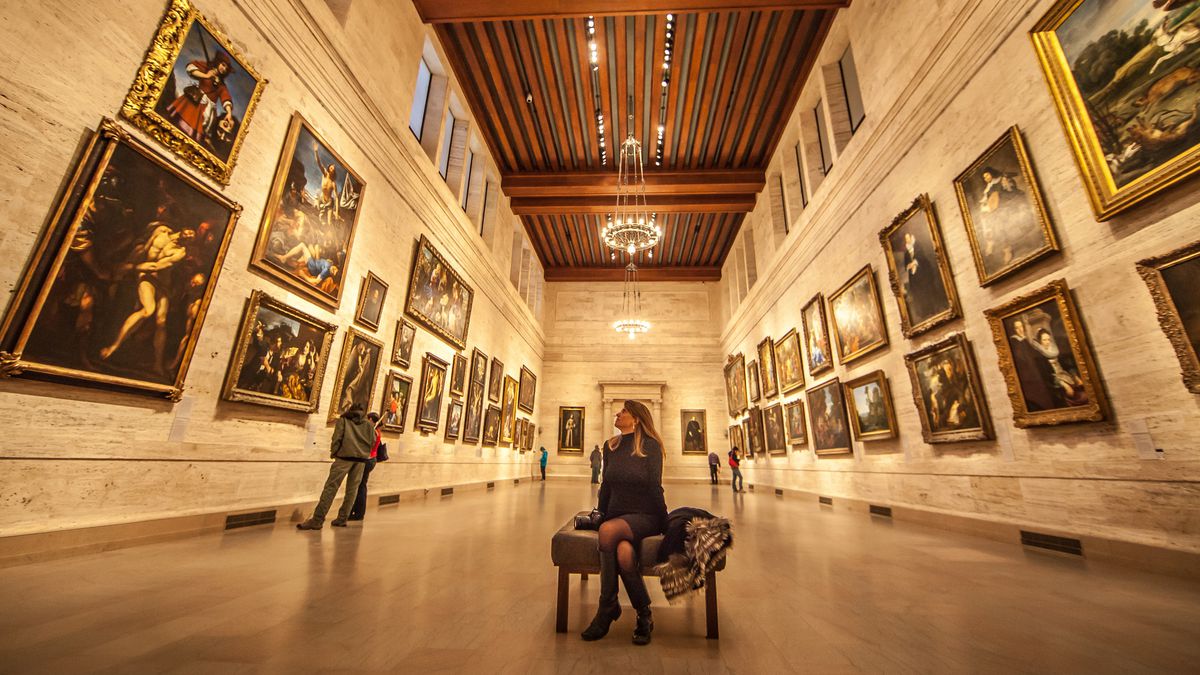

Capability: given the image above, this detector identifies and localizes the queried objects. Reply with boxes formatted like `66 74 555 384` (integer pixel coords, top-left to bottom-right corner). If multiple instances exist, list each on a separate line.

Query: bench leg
705 571 719 639
556 568 569 633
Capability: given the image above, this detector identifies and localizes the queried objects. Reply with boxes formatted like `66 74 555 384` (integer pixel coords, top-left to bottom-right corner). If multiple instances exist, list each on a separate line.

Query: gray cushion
550 512 665 573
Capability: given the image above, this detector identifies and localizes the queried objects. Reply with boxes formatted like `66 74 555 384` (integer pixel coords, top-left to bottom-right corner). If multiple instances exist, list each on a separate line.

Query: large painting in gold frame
903 332 994 444
327 328 383 423
828 265 889 365
878 194 961 338
1031 0 1200 220
500 374 519 445
404 235 474 350
723 353 749 416
1138 238 1200 394
120 0 267 185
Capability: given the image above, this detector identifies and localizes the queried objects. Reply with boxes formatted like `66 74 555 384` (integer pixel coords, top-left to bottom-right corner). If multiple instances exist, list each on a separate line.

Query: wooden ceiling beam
510 193 757 215
502 169 765 195
415 1 850 23
544 266 722 282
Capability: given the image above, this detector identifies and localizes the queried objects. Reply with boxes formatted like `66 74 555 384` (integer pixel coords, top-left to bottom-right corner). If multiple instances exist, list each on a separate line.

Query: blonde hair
610 400 665 463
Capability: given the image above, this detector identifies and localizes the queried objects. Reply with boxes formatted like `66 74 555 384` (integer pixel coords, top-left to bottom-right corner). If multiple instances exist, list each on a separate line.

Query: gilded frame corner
1137 239 1200 394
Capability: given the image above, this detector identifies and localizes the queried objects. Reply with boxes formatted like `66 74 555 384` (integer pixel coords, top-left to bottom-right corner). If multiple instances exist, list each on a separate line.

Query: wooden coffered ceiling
415 1 848 281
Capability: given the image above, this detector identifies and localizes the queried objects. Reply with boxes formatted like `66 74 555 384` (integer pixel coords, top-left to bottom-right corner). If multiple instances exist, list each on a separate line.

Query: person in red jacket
728 447 744 493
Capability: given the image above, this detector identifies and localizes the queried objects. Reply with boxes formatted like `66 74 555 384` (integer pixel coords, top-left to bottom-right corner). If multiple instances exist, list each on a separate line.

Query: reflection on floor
1 481 1198 673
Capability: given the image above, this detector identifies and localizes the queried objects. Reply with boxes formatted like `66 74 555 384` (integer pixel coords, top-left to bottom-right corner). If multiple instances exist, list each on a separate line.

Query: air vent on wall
1020 530 1083 556
487 481 495 490
774 488 784 496
441 487 454 497
514 478 521 485
378 494 400 506
818 496 833 506
224 510 276 530
869 505 893 518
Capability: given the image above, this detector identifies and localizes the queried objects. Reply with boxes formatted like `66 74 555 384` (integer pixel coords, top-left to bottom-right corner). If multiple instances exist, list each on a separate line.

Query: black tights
598 518 638 573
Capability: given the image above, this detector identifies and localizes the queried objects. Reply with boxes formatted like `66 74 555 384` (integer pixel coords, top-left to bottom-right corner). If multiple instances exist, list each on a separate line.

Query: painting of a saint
405 235 474 350
483 405 501 446
904 333 994 443
1138 239 1200 393
445 400 463 440
880 195 961 337
724 354 749 415
801 294 833 376
519 365 537 413
489 357 504 402
392 319 416 367
559 406 584 452
806 379 851 456
681 410 708 455
327 329 383 423
463 380 485 443
379 371 413 433
450 353 467 398
774 329 805 394
758 338 779 398
415 353 448 432
501 375 518 444
829 266 889 365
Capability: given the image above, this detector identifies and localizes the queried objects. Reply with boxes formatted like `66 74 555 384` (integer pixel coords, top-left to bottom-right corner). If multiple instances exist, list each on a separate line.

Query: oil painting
354 272 387 331
415 352 448 432
483 404 501 447
879 195 961 338
763 403 787 455
327 328 383 423
1138 238 1200 392
784 399 807 446
559 406 585 453
463 379 485 443
903 332 994 443
829 266 889 365
758 337 779 399
774 328 805 394
405 235 474 350
501 375 518 445
728 424 745 455
748 359 762 402
681 409 708 455
379 370 412 433
843 370 898 441
444 400 463 440
519 365 537 413
450 353 467 398
745 407 766 458
807 379 852 456
801 294 834 377
391 319 416 367
724 353 749 416
489 357 503 402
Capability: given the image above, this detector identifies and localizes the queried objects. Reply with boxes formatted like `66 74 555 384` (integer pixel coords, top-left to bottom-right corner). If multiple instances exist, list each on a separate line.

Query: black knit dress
598 432 668 543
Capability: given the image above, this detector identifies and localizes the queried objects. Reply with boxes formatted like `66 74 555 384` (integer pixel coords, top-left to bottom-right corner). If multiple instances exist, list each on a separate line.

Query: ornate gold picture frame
482 404 501 447
391 319 416 368
1137 239 1200 394
353 271 388 331
558 406 585 453
784 399 807 446
501 375 519 445
763 403 787 455
404 235 474 350
843 370 899 442
379 370 413 433
518 365 537 414
903 332 994 444
801 293 834 377
807 378 852 456
327 328 383 423
415 352 448 432
449 352 468 398
724 353 749 416
828 265 889 365
681 409 708 455
757 337 779 399
879 194 961 338
774 328 805 394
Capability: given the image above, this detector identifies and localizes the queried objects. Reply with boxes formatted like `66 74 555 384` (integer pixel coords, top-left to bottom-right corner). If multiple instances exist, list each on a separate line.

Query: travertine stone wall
724 0 1200 552
0 0 541 536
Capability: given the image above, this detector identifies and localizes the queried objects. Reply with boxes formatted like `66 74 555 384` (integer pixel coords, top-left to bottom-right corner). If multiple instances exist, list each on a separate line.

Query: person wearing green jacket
297 403 376 530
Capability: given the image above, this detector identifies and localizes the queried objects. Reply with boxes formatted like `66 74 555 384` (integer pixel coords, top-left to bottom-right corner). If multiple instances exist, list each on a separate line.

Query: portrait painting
801 294 834 377
745 407 766 458
462 379 485 443
843 370 899 442
954 127 1060 285
444 400 463 441
1138 238 1200 393
748 360 762 402
489 357 504 402
519 365 537 413
763 403 787 455
501 375 518 445
221 290 336 412
903 332 994 443
879 194 961 338
724 353 749 416
0 120 238 400
728 424 745 455
559 406 585 453
985 279 1109 426
1031 0 1200 219
251 113 366 310
758 337 779 399
471 348 488 384
449 353 467 398
415 353 448 432
806 379 852 456
784 399 807 446
774 328 805 394
681 409 708 455
353 272 387 331
379 371 412 433
405 235 474 350
120 0 266 184
829 266 889 365
483 405 501 447
327 328 383 423
391 319 416 368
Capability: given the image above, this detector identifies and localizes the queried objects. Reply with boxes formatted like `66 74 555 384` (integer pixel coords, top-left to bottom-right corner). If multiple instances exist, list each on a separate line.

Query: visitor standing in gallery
348 412 384 522
589 444 602 484
539 446 548 481
297 403 375 530
728 447 744 493
581 400 667 646
708 449 720 485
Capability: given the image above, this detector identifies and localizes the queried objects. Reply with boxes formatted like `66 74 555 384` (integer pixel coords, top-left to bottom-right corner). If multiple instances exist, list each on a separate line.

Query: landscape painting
844 370 899 441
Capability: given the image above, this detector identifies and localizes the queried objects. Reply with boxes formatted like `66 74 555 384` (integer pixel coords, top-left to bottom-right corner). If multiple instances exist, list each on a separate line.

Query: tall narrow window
479 181 491 236
409 59 431 140
438 111 456 178
775 174 789 235
839 46 865 133
461 149 474 209
793 142 809 207
813 100 832 175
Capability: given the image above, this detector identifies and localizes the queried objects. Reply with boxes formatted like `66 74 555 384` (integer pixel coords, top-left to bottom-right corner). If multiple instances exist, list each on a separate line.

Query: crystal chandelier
612 262 650 339
602 115 661 258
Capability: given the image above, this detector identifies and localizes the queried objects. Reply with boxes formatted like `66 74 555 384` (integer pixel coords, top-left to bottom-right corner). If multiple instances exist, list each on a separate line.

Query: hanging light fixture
612 262 650 339
602 115 661 258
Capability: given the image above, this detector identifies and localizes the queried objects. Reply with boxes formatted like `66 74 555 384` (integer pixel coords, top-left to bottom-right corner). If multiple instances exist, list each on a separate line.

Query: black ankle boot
581 551 621 641
632 607 653 645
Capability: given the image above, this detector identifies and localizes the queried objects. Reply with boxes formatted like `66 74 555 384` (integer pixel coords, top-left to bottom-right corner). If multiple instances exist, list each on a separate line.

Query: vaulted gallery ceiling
414 1 849 280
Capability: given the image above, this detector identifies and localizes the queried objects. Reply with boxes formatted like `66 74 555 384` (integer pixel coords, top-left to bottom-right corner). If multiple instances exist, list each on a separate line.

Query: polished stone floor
1 481 1198 673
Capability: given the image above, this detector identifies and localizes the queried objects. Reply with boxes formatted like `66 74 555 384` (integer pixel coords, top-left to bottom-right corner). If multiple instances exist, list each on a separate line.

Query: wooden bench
550 512 724 639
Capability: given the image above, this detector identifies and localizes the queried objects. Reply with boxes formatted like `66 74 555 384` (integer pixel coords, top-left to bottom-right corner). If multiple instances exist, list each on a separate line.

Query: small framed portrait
482 405 501 447
404 235 474 350
513 418 524 451
681 409 708 455
806 379 852 456
748 359 762 402
120 0 267 184
879 194 962 338
444 400 464 441
222 291 336 412
724 353 749 416
745 407 766 458
327 328 384 423
728 424 745 456
904 332 994 443
415 353 449 432
829 266 889 365
801 294 834 377
763 403 787 455
488 357 504 402
954 127 1059 285
379 371 413 433
391 319 416 368
559 406 585 453
471 348 488 384
984 279 1108 427
784 399 807 446
1139 239 1200 393
518 365 537 413
525 423 537 452
354 271 388 331
449 353 467 398
774 328 806 394
501 375 519 445
843 370 899 442
462 379 486 443
757 337 779 399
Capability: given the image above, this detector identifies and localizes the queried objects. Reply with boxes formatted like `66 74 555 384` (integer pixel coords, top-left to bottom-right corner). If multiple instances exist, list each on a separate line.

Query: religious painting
806 379 852 456
763 403 787 455
251 113 366 310
0 120 238 400
221 290 336 412
462 379 485 443
843 370 899 442
1031 0 1200 219
879 195 962 338
723 353 749 416
784 399 808 446
728 424 745 456
757 337 779 398
1138 238 1200 393
903 332 995 443
801 294 834 377
559 406 585 453
829 266 889 365
353 271 388 331
745 407 766 458
526 423 537 452
391 319 416 368
379 370 412 433
327 328 383 423
681 409 708 455
449 353 467 398
471 348 488 384
120 0 267 184
518 365 537 413
748 359 762 402
444 400 463 441
985 280 1109 427
954 127 1060 285
501 375 519 445
415 352 448 432
488 357 504 402
741 419 754 459
483 405 501 447
513 418 525 451
774 328 805 394
404 235 474 350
